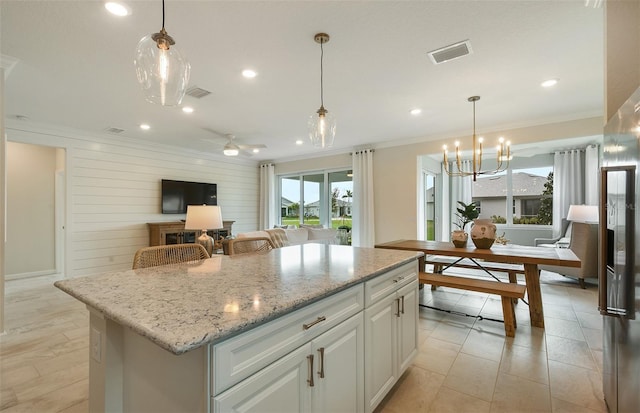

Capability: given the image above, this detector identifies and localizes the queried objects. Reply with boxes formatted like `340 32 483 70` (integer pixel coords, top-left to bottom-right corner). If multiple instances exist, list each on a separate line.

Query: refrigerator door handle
599 166 636 318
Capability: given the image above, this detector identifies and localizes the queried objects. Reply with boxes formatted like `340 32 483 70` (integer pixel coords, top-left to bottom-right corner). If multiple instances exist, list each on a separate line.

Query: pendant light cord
161 0 166 30
320 40 325 107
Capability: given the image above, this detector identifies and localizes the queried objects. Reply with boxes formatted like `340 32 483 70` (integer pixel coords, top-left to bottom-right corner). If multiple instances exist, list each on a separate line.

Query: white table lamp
184 205 223 256
567 205 599 223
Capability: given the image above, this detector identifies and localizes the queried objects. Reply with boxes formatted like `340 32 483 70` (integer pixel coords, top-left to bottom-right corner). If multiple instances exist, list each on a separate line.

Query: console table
147 221 235 247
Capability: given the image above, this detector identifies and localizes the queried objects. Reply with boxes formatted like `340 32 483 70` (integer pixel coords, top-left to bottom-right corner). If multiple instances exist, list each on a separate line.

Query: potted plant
451 201 479 247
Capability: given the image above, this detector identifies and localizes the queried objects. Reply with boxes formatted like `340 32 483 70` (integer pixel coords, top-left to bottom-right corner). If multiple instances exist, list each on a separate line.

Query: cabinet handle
303 316 326 330
318 347 325 378
307 354 314 387
400 295 405 314
395 298 401 317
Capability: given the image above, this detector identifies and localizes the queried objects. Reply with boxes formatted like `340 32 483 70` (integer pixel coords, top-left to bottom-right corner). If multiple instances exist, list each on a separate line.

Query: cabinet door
312 313 364 413
364 294 398 412
213 344 312 413
397 280 418 374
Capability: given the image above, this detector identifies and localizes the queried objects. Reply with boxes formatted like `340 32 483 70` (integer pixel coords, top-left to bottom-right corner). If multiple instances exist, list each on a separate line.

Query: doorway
5 142 66 280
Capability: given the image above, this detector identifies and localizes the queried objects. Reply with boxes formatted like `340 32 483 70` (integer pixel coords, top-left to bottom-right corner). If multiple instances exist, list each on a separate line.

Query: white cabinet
312 313 364 413
397 281 418 374
364 264 419 413
213 313 364 413
212 261 418 413
213 344 311 412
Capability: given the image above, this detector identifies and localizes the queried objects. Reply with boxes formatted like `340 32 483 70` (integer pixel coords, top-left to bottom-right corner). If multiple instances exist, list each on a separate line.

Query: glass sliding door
424 172 436 240
303 174 324 225
279 170 353 228
280 176 300 226
329 171 353 230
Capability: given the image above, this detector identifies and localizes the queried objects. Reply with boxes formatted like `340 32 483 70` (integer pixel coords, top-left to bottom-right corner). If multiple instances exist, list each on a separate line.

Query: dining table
374 240 582 329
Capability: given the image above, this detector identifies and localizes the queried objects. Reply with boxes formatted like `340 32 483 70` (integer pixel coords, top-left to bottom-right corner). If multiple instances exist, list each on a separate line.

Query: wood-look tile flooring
1 271 606 412
1 274 88 412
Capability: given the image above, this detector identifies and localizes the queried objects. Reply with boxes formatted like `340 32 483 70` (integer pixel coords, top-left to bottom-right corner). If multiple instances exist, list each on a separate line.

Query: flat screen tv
161 179 217 214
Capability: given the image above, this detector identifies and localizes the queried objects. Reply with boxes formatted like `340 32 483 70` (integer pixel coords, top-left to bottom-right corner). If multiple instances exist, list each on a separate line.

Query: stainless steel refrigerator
600 87 640 413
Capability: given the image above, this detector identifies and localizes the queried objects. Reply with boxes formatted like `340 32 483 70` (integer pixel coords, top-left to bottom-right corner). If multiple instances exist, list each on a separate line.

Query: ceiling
1 1 604 162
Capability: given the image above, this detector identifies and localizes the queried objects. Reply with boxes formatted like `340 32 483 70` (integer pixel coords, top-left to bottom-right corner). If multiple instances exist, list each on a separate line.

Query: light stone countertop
55 244 422 355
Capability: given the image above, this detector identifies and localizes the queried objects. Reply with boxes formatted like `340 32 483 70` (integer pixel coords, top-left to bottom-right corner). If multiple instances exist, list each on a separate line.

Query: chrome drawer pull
303 316 326 330
307 354 314 387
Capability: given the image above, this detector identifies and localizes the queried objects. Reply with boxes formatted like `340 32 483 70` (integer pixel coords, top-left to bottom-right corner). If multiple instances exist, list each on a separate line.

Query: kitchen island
55 244 423 413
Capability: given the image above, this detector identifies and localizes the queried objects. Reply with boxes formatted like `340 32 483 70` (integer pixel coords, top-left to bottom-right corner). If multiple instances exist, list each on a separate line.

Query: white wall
605 0 640 120
5 142 57 277
6 122 260 278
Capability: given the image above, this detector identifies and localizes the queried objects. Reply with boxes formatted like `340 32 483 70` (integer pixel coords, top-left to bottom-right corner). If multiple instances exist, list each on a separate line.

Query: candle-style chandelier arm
442 96 513 181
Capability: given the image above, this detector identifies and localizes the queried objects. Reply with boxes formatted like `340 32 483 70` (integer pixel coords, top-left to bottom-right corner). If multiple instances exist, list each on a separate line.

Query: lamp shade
184 205 223 230
566 205 599 223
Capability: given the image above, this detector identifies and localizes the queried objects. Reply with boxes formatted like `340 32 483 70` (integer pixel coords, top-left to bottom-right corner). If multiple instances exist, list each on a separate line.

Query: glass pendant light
134 0 190 106
308 33 336 148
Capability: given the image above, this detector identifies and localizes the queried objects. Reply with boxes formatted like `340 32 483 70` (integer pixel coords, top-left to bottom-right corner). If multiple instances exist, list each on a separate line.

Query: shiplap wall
6 122 259 278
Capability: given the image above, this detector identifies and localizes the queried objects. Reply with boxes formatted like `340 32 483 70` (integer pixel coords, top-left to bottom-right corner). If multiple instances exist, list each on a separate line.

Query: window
279 169 352 229
470 154 553 225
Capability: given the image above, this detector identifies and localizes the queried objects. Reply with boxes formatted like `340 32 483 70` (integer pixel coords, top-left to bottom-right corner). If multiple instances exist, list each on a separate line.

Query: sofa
236 226 338 248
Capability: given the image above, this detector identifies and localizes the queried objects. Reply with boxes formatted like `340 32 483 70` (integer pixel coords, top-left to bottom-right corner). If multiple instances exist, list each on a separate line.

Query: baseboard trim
5 269 57 281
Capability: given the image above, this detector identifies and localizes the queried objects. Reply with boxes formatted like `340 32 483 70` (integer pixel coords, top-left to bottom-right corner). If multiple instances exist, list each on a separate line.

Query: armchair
534 218 572 247
538 222 598 288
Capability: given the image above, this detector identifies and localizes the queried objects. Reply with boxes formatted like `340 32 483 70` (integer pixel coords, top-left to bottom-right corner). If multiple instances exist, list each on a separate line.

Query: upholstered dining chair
132 244 210 269
224 237 275 256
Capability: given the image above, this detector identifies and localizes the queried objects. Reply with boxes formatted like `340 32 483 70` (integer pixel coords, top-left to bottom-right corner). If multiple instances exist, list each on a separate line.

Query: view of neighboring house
473 172 550 220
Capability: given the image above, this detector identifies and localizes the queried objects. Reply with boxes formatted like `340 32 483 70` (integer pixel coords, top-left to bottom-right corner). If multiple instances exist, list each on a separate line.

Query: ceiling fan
202 129 267 157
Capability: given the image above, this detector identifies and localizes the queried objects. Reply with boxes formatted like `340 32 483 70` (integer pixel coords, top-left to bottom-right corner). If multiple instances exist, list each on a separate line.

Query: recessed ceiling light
140 124 150 130
252 148 260 153
541 79 558 88
242 69 257 78
410 108 422 116
182 106 194 113
296 140 304 145
105 2 130 16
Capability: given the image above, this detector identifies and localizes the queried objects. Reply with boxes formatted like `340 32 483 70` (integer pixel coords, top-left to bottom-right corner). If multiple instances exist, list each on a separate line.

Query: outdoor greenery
281 217 352 230
536 172 553 225
491 215 507 224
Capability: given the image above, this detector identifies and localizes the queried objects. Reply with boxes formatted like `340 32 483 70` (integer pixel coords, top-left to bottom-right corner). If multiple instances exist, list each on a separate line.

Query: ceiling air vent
105 127 125 134
186 86 212 99
427 40 473 65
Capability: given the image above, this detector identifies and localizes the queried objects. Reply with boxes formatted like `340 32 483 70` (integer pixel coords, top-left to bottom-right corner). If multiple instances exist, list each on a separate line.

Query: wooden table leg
524 263 544 328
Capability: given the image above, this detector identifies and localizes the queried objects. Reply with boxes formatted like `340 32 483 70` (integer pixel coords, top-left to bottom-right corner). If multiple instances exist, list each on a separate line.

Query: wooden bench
419 272 527 337
425 255 525 284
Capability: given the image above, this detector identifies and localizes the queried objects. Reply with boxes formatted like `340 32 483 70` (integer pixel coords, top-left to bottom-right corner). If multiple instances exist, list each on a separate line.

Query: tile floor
375 271 607 413
0 271 607 412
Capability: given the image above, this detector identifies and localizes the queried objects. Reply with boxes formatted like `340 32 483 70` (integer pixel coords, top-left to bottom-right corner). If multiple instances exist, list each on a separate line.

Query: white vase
470 219 496 249
451 230 468 248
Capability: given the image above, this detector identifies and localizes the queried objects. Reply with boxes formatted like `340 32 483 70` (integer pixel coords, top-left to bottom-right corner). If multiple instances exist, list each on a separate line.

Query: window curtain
584 144 599 206
439 163 450 241
552 150 584 234
352 150 375 247
259 163 276 230
449 160 473 233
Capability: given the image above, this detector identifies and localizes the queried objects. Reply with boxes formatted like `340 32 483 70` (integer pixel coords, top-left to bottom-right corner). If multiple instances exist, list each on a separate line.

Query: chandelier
134 0 190 106
443 96 511 181
308 33 336 148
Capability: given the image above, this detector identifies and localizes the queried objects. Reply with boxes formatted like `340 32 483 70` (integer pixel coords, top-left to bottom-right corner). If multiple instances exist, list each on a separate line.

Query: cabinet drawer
212 284 364 395
364 261 417 306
